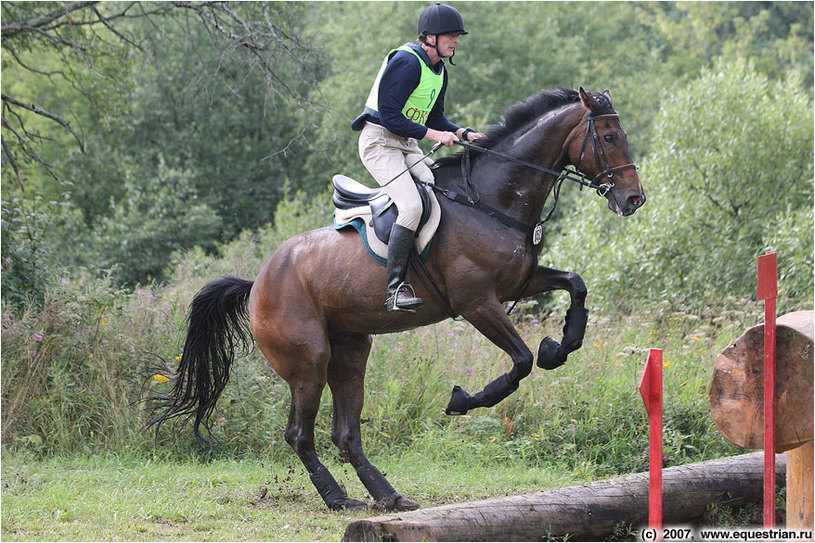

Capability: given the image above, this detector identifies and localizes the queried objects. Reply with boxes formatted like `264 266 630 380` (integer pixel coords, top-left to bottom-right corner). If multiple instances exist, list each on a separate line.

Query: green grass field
2 450 588 541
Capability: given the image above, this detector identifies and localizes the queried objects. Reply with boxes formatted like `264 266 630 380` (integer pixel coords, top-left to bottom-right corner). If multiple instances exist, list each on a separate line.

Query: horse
147 87 645 512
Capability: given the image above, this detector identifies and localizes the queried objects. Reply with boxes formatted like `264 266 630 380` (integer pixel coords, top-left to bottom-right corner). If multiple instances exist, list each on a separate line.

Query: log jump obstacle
343 253 812 541
342 453 786 542
710 251 813 531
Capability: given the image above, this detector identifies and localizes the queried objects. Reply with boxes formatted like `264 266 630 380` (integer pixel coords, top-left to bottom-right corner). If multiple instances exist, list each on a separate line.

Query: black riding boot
385 224 424 312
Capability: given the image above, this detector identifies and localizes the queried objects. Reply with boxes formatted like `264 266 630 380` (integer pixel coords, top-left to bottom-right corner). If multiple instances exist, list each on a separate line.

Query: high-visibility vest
364 44 444 127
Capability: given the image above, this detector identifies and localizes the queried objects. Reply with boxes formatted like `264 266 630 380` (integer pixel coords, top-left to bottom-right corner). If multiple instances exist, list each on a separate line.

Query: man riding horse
352 3 485 313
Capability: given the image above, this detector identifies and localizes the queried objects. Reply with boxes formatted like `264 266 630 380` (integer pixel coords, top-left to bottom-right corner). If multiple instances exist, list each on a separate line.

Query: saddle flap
369 184 433 245
332 175 383 209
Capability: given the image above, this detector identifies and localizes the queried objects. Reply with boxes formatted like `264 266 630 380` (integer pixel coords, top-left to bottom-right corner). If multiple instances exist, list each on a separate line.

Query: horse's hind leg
282 373 365 511
327 334 420 512
254 318 366 511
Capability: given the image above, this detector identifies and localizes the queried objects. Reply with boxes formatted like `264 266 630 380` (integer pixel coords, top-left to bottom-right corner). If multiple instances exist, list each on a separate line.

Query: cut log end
709 311 813 452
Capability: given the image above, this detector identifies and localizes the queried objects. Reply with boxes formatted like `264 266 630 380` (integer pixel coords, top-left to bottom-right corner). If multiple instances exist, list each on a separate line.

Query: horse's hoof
329 498 368 511
392 496 420 511
445 385 472 415
372 494 420 512
537 336 564 370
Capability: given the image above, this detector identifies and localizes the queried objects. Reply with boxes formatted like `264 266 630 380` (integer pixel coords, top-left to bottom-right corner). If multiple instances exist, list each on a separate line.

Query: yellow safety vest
364 44 444 127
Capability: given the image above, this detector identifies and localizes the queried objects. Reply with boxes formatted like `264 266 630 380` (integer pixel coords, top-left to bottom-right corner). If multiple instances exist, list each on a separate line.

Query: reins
455 113 637 197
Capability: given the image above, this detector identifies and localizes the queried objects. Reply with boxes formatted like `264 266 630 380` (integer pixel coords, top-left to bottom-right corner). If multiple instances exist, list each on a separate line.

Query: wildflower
663 361 671 368
32 332 43 343
691 336 702 342
465 366 475 372
153 374 170 384
176 355 182 362
88 353 94 359
593 341 602 349
100 318 108 327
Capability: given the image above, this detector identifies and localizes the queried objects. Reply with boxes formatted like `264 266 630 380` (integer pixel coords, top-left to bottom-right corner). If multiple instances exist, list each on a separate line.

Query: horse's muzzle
609 192 646 216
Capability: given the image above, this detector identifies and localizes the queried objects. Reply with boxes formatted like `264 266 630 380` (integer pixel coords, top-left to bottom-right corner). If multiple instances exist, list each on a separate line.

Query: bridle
576 112 638 197
453 110 638 199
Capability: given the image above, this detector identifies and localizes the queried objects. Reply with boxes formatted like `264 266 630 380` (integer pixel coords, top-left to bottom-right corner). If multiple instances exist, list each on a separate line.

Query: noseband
576 113 638 197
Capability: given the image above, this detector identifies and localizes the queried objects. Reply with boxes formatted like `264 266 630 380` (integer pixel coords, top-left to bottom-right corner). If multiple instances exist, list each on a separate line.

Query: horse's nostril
628 194 646 208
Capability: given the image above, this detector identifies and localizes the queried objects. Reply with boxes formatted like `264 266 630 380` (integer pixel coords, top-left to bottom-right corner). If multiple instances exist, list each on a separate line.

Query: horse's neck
472 106 581 227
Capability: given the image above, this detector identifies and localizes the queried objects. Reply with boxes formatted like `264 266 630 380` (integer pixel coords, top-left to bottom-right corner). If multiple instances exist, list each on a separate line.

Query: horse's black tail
146 275 254 445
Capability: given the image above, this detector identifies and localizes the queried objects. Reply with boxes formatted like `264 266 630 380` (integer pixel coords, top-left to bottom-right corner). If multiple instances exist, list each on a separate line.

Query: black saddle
332 175 434 245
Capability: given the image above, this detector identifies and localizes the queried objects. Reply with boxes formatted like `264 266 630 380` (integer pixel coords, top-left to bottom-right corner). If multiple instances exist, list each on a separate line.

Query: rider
352 3 485 313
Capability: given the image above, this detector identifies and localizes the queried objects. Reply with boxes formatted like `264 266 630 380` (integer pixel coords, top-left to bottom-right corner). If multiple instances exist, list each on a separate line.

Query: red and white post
757 251 778 527
639 348 663 539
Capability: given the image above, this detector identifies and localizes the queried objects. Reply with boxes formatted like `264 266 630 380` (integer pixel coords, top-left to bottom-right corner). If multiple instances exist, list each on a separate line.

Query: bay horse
148 88 645 511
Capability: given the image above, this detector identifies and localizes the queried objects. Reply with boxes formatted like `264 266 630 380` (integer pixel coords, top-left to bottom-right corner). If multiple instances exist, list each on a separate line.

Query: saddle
332 175 441 266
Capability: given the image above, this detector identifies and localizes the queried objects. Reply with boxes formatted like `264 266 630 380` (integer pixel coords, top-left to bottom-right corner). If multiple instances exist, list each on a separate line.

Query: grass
1 451 581 541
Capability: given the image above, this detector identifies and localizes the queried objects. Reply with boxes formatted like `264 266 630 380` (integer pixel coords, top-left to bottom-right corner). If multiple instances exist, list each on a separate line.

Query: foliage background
1 1 813 467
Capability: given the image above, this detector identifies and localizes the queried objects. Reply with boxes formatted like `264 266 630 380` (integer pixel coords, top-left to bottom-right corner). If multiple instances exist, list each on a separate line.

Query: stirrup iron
386 282 423 313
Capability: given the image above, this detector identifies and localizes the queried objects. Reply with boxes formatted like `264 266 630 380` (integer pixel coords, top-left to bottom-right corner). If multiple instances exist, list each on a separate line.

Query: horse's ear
579 87 599 112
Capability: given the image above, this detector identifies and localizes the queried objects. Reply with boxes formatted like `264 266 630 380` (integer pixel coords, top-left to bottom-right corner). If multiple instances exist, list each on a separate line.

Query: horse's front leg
525 266 589 370
445 299 534 416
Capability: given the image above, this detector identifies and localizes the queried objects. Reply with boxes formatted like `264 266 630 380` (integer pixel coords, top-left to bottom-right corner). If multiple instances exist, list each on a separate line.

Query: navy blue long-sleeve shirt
352 43 460 139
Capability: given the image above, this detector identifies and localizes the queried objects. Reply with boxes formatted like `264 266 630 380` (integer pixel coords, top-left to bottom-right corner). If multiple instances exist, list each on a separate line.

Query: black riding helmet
418 3 467 37
418 3 467 64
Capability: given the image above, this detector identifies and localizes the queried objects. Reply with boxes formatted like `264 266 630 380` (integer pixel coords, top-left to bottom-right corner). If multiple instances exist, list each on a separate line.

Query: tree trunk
342 452 786 542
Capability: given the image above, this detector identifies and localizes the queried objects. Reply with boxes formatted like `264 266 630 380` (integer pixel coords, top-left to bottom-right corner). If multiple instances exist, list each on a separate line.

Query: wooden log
709 310 813 453
787 440 814 530
709 310 813 531
343 452 785 542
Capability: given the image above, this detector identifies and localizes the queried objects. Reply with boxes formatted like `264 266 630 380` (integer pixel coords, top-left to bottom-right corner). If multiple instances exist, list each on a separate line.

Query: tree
1 1 329 296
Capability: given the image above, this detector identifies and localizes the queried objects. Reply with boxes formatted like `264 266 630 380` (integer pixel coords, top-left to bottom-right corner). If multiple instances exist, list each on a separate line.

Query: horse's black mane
481 87 580 148
435 88 612 171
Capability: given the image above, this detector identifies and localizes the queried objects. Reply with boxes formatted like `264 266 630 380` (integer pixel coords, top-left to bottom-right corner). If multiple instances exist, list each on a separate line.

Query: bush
0 194 81 306
86 163 222 287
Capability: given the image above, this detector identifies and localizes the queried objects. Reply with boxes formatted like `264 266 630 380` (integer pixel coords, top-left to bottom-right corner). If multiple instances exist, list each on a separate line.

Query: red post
757 252 777 527
639 348 663 539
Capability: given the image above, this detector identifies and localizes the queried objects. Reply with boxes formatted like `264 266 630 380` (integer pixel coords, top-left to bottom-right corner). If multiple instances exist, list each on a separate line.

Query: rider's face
431 33 461 59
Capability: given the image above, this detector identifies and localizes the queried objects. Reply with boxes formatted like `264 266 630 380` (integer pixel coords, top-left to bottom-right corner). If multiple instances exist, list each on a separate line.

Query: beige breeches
358 122 435 230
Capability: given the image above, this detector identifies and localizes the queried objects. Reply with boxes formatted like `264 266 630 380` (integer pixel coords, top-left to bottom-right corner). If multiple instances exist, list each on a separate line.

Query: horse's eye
604 134 614 143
